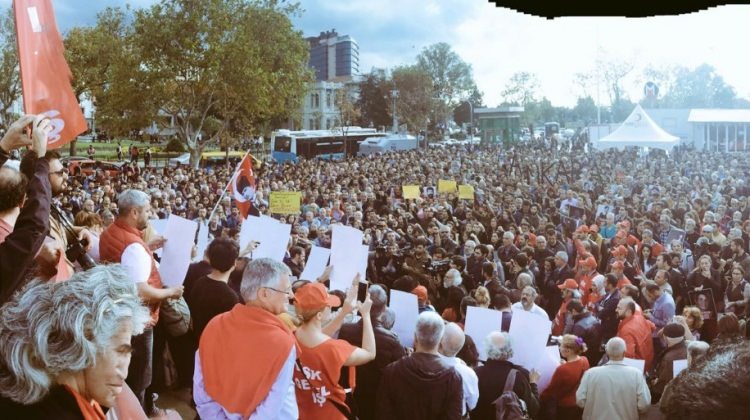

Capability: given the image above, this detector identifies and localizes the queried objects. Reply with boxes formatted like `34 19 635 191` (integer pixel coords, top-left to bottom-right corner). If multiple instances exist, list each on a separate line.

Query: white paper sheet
509 308 553 369
390 290 419 348
535 346 562 394
464 306 503 361
193 222 210 262
623 357 646 373
239 216 292 262
158 215 198 287
329 225 364 291
672 359 688 376
150 218 168 235
300 246 331 281
357 244 370 280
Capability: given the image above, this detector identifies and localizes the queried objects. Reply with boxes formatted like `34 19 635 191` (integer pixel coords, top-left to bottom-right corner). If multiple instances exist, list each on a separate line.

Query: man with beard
99 189 184 413
511 286 548 319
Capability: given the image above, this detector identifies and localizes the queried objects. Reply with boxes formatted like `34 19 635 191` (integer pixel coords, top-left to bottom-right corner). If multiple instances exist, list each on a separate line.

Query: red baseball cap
293 283 340 312
580 256 598 269
558 278 579 290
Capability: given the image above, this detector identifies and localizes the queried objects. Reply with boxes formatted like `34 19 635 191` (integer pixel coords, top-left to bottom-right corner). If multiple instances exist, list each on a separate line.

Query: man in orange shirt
616 297 656 371
553 279 580 336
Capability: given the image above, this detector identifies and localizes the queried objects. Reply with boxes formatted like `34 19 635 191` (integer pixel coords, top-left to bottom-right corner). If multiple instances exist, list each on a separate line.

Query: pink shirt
0 218 12 244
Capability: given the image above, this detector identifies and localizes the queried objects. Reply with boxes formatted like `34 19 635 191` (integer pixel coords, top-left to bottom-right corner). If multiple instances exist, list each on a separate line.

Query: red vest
100 219 163 325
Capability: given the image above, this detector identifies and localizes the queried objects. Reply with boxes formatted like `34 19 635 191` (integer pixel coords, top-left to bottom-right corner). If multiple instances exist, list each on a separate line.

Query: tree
0 8 19 130
452 85 484 126
90 0 311 167
660 64 737 108
572 96 598 125
355 69 391 129
391 65 432 134
501 72 539 106
415 43 475 127
333 88 361 130
597 52 634 108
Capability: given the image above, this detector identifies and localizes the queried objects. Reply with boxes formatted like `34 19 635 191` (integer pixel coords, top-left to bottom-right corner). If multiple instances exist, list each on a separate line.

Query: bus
270 127 387 162
358 133 418 155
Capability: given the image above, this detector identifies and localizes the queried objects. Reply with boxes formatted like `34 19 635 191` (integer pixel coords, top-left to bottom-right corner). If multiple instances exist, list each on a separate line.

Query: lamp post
390 89 399 133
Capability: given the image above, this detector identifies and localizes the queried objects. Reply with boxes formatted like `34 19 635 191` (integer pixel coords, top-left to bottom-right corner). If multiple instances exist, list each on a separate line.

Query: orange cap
558 278 579 290
293 283 340 311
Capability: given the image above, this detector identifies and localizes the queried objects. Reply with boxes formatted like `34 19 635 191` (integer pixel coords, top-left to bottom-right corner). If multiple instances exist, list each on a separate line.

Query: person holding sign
294 282 376 420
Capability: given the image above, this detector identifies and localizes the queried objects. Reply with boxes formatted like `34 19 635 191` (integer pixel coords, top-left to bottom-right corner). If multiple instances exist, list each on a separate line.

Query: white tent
595 104 680 151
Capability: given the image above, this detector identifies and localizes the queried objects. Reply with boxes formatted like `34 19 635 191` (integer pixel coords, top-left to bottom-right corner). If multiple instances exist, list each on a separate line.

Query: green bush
164 137 186 153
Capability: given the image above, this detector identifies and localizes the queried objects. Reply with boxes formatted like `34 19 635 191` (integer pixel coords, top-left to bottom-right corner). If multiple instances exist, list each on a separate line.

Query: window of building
326 90 332 108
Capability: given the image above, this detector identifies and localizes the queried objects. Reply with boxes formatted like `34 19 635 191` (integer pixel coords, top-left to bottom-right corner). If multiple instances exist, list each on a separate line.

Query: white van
358 133 418 155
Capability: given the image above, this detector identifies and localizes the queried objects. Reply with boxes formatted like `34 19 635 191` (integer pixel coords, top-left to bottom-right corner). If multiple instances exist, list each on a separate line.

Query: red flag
229 153 256 218
14 0 87 149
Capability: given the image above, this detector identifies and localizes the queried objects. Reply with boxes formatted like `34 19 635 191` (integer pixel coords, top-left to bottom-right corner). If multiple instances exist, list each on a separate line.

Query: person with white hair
576 337 651 420
0 265 152 418
439 323 479 417
377 312 463 419
471 332 540 419
511 286 549 319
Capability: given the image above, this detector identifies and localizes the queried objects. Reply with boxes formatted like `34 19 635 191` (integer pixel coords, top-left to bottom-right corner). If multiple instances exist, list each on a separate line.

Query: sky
5 0 748 108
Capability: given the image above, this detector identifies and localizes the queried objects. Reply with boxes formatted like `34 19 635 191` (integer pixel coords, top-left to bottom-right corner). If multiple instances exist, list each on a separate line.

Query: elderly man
194 259 297 419
338 285 407 420
649 323 687 402
471 332 540 420
377 311 463 420
576 337 651 420
99 189 183 411
511 286 548 319
439 323 479 417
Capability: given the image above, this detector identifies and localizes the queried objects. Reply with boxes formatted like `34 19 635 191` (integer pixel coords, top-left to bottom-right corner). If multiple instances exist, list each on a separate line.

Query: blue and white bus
270 127 387 162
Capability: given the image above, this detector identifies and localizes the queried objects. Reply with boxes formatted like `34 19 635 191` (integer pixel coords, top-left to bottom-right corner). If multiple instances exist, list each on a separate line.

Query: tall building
306 29 359 82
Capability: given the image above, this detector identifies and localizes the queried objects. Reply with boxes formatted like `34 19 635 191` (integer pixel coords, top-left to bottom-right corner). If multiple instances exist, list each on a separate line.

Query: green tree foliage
355 69 391 129
415 43 475 127
501 72 539 106
67 0 312 167
391 65 433 133
0 8 19 130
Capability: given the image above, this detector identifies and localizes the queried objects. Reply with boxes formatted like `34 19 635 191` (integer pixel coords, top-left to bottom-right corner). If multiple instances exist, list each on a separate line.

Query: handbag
159 295 191 337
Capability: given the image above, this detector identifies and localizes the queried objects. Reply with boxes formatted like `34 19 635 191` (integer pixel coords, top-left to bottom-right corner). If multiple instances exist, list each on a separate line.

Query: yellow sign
269 192 301 214
402 185 421 199
438 179 457 193
458 185 475 200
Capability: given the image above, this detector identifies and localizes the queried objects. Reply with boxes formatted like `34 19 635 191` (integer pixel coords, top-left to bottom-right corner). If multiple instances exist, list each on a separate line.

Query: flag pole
207 149 252 223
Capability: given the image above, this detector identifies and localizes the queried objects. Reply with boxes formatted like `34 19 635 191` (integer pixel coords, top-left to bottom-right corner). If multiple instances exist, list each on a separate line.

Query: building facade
474 106 524 145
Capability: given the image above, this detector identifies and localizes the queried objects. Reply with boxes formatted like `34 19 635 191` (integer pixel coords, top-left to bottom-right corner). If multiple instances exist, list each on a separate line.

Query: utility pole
391 89 399 133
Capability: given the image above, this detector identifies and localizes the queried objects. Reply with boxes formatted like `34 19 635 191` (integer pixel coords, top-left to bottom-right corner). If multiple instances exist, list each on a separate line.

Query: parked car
67 160 125 177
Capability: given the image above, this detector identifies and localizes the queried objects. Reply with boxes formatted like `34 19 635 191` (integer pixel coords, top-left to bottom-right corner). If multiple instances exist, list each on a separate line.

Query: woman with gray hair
0 265 150 419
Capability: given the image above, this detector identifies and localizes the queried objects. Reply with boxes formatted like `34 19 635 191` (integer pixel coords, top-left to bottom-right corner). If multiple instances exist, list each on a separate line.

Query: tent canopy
595 105 680 151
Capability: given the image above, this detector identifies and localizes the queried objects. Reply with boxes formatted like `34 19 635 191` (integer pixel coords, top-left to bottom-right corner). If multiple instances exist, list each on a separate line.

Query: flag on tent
14 0 87 149
229 153 256 218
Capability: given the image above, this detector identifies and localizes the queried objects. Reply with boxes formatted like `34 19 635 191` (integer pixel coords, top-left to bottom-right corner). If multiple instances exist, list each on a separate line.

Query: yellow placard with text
438 179 457 193
458 185 475 200
402 185 421 200
269 191 302 214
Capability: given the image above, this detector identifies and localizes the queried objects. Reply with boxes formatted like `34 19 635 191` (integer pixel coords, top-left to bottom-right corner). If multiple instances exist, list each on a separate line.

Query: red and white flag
229 153 256 219
14 0 87 149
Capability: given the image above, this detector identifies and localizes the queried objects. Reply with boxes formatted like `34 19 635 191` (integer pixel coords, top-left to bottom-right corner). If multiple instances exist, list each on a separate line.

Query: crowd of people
1 112 750 419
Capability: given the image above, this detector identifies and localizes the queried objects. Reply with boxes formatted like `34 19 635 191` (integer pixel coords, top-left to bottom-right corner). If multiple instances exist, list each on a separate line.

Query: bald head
440 322 466 358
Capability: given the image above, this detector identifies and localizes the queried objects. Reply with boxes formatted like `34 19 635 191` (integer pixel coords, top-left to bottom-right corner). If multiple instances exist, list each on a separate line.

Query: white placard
390 290 419 348
329 225 364 291
150 218 168 235
464 306 503 361
193 222 210 262
357 244 370 280
536 346 562 394
622 357 646 373
508 308 552 369
239 216 292 262
158 215 198 287
672 359 688 376
300 246 331 281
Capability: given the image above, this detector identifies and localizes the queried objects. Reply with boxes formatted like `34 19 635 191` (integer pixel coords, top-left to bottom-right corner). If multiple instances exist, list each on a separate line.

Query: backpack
492 369 530 420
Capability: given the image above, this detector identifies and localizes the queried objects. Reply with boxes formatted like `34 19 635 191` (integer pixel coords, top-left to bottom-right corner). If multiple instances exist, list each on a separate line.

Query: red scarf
200 304 296 417
63 385 106 420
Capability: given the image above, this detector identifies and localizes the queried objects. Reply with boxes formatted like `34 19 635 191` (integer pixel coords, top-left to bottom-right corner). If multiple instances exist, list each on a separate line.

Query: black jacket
377 352 463 420
0 385 88 419
572 311 603 360
338 318 407 420
471 359 540 420
0 155 51 305
596 289 621 341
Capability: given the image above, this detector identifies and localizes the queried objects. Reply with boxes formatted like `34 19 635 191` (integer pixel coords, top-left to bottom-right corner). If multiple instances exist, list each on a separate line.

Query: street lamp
390 89 399 133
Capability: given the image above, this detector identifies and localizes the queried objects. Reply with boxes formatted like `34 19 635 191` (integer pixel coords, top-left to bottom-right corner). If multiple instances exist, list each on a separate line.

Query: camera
424 259 450 275
65 236 96 270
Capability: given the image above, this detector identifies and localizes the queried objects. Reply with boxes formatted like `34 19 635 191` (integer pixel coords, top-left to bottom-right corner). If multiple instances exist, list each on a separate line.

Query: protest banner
465 306 503 361
330 225 364 292
390 290 419 348
269 191 302 214
438 179 457 193
159 215 199 286
300 246 331 281
402 185 421 200
458 185 475 200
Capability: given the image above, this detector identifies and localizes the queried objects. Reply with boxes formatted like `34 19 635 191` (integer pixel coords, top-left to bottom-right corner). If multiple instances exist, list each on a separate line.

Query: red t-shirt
540 356 590 407
295 338 356 420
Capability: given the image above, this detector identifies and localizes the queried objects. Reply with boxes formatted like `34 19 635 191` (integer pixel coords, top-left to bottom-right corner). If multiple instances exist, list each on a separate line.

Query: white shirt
120 243 152 283
511 302 549 319
443 356 479 415
193 347 298 419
